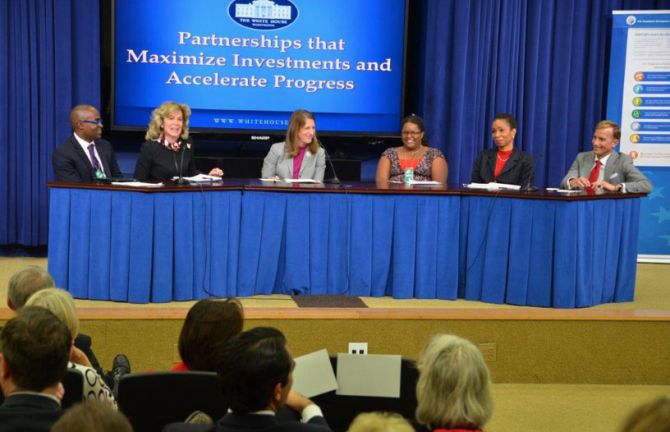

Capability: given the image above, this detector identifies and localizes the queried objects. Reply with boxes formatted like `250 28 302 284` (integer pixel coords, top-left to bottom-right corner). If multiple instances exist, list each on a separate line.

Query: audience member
6 265 54 310
0 307 71 431
51 400 133 432
25 288 117 408
347 412 414 432
52 104 123 182
4 266 109 380
620 396 670 432
165 327 331 432
415 334 493 432
173 298 244 371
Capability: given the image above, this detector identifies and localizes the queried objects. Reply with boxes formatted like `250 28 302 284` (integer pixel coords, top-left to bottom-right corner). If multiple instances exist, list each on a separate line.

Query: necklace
497 154 510 162
404 148 422 158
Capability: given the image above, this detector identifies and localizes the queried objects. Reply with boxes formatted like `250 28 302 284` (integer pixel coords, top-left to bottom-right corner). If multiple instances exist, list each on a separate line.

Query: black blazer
134 140 199 181
0 393 62 432
470 147 535 186
52 135 122 182
164 412 332 432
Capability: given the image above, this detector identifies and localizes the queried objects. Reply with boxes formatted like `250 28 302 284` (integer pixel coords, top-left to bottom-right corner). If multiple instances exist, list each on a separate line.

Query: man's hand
591 180 618 191
285 390 315 414
569 177 591 189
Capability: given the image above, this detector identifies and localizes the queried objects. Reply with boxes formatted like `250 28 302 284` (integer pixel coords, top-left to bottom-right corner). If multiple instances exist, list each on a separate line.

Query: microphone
318 139 341 184
175 142 189 185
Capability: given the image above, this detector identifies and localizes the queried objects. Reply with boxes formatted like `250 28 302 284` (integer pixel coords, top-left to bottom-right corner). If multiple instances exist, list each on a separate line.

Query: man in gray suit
561 120 652 193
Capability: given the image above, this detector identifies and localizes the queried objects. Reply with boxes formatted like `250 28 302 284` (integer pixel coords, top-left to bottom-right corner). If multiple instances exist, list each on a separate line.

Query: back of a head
178 297 244 371
24 287 79 338
51 401 133 432
348 412 414 432
7 265 55 310
0 306 71 392
415 334 493 430
621 396 670 432
218 326 291 413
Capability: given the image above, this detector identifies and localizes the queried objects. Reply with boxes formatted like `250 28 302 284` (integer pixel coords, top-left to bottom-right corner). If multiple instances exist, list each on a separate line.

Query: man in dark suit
166 327 331 432
561 120 652 193
52 104 122 182
0 307 72 431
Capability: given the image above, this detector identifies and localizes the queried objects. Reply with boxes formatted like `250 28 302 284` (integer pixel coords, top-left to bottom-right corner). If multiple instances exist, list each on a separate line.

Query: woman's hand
209 167 224 177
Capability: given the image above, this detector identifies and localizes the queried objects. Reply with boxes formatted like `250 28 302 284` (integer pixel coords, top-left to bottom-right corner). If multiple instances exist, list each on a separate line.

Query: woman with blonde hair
25 288 117 408
415 334 493 431
261 109 326 181
134 101 223 181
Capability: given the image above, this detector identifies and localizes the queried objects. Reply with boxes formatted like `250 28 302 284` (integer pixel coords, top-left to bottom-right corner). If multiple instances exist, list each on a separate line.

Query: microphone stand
175 143 189 185
319 139 341 184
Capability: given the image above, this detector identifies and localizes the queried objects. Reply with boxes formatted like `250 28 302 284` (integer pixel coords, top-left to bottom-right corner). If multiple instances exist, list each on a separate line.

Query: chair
311 357 419 432
0 368 83 408
117 371 226 432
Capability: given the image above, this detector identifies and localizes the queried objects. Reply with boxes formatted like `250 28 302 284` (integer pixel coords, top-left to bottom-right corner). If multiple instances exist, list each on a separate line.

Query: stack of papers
465 182 521 191
111 181 164 188
259 178 322 184
173 174 222 183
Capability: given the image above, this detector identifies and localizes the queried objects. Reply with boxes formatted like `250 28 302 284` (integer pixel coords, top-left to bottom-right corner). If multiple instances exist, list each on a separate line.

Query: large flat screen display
112 0 408 135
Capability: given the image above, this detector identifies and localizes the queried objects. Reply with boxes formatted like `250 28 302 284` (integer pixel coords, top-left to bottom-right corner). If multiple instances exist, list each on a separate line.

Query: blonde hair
595 120 621 140
348 412 414 432
620 396 670 432
284 109 319 157
145 101 191 141
25 287 79 339
415 334 493 429
52 401 133 432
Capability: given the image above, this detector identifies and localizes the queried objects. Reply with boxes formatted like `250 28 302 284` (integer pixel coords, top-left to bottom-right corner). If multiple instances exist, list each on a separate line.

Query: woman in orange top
376 115 448 184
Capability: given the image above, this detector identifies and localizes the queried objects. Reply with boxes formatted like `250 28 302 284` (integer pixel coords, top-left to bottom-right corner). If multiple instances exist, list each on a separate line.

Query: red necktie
587 160 601 192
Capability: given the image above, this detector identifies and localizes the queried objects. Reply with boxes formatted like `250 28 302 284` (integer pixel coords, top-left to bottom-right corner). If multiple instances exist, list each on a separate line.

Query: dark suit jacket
164 412 331 432
470 147 535 186
74 333 104 379
52 135 123 182
0 393 62 432
134 140 199 181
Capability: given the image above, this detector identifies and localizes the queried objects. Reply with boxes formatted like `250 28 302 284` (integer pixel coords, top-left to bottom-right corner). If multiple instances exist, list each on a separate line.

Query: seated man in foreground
167 326 331 432
0 307 72 431
561 120 652 193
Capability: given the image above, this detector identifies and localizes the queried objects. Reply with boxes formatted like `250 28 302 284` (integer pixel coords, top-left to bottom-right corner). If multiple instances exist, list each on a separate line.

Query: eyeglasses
401 131 421 136
81 119 103 126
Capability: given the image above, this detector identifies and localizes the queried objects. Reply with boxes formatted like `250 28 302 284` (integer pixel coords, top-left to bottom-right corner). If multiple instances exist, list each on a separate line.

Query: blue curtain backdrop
0 0 100 246
2 0 670 246
414 0 670 188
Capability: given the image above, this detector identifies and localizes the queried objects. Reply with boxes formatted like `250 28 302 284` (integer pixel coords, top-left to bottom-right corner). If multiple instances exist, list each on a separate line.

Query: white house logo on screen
229 0 298 30
626 15 637 26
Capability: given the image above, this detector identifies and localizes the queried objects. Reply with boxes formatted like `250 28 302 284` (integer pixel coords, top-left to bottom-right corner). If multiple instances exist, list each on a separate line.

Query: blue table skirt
48 188 241 303
48 188 641 307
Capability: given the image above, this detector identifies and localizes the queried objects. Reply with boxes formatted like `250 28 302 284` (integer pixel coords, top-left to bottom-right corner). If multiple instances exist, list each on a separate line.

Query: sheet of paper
407 180 442 185
292 349 338 398
546 187 581 193
335 353 401 398
281 178 321 184
172 174 222 182
111 181 164 188
465 182 521 191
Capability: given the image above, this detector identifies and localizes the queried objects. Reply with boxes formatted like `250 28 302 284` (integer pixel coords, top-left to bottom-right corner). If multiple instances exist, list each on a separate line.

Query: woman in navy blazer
470 113 535 187
261 109 326 181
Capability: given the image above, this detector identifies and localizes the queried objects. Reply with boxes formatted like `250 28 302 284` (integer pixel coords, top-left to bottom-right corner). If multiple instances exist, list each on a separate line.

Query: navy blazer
164 412 332 432
52 135 123 182
470 147 535 186
0 393 62 432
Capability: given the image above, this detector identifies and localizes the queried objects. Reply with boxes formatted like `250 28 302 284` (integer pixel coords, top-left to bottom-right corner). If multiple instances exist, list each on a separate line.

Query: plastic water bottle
404 168 414 183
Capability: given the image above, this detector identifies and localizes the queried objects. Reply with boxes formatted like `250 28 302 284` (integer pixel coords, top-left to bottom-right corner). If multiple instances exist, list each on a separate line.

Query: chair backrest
117 371 226 432
311 357 419 432
0 368 83 408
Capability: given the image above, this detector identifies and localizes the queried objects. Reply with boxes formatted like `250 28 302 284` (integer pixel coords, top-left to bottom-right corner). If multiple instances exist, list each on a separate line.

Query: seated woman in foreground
376 115 447 184
415 334 493 432
172 297 243 371
470 113 534 186
261 109 326 181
